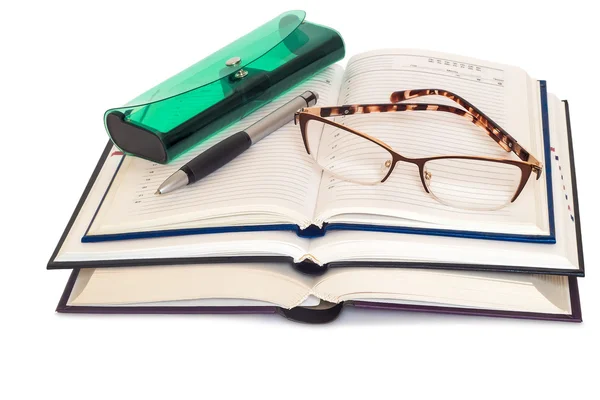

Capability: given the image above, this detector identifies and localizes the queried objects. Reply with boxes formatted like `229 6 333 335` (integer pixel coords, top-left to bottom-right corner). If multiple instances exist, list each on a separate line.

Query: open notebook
49 49 583 275
59 262 581 323
83 49 553 244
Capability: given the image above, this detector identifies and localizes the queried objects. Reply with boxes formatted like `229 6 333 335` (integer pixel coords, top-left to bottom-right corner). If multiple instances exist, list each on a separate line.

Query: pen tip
155 190 161 195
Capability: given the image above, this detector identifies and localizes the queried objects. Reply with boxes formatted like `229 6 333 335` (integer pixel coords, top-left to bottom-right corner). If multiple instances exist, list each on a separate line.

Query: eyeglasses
294 89 543 211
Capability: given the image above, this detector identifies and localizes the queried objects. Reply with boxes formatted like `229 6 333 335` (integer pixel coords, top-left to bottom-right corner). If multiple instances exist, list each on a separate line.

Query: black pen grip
182 131 252 183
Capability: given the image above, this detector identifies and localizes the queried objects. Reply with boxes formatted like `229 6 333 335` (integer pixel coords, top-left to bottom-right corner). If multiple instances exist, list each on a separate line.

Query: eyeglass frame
294 89 543 204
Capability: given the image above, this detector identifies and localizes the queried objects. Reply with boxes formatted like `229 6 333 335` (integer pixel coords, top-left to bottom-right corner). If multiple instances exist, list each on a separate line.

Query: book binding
56 269 582 324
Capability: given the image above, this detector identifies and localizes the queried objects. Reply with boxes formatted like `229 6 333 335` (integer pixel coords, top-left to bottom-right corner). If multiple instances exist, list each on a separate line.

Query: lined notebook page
89 66 344 235
314 50 543 231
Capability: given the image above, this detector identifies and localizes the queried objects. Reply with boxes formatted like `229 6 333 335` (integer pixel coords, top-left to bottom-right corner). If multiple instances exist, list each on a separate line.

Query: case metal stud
225 56 242 67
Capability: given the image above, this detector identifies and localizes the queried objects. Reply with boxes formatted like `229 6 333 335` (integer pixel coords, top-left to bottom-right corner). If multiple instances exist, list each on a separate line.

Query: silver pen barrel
245 91 319 144
156 91 319 195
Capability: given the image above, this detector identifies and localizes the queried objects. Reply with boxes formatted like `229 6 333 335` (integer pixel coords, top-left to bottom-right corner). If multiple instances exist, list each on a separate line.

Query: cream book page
68 264 571 315
304 93 578 270
312 268 571 314
68 263 318 309
54 140 312 263
312 49 548 234
87 66 345 236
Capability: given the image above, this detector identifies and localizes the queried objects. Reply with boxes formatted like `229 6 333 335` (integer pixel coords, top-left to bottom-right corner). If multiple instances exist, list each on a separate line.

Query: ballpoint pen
155 90 319 195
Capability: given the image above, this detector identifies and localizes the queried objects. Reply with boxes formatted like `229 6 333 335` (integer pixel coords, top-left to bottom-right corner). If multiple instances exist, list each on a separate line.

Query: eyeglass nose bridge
380 153 432 195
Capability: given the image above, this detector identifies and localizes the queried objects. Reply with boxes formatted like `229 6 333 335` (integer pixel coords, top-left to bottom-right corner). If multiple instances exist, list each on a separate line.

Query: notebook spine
296 223 326 238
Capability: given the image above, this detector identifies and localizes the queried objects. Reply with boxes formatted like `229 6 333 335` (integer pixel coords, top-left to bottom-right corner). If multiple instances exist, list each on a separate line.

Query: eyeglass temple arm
302 91 542 178
390 89 542 173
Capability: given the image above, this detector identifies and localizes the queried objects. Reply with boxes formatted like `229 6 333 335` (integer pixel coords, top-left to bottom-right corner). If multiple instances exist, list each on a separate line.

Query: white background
2 1 598 399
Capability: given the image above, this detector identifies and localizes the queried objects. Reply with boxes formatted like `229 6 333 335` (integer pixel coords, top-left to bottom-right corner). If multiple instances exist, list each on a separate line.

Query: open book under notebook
58 262 582 323
83 49 553 244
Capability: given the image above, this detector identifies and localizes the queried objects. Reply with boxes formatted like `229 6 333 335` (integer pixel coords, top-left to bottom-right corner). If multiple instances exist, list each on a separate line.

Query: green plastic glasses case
104 10 345 164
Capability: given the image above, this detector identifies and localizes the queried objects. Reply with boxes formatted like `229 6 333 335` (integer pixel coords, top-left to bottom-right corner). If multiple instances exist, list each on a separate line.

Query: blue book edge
83 81 555 245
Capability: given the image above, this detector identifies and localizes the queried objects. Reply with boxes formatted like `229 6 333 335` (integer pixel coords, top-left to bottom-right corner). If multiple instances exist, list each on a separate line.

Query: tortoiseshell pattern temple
294 88 544 208
390 89 541 168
